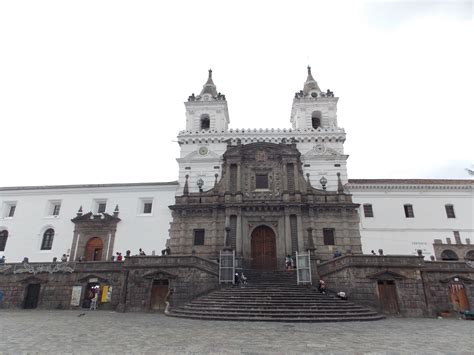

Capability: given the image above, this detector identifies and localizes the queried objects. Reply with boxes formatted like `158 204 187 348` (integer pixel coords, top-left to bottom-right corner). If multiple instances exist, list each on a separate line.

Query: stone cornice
0 181 179 195
346 181 473 191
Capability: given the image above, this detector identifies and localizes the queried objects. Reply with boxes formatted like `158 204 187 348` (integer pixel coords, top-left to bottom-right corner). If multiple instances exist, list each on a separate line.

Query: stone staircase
168 269 384 322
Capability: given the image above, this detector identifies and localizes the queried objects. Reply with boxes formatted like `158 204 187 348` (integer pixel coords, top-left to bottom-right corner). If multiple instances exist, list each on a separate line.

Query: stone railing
124 255 219 276
423 260 474 272
318 254 425 277
177 127 346 144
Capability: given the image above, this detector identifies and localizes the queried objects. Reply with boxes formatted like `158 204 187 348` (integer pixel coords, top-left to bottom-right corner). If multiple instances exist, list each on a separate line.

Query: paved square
0 310 472 354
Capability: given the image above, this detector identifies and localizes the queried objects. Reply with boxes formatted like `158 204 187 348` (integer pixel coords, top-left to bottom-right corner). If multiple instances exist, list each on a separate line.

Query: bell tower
290 66 339 130
177 70 230 194
184 69 229 132
291 66 349 191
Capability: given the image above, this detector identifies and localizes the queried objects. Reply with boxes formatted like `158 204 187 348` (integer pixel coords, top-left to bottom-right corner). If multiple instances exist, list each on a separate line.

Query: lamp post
319 176 327 191
197 178 204 193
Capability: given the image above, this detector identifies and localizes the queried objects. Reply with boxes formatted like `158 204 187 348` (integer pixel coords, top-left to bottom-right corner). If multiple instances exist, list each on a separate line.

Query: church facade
0 68 473 316
1 68 471 264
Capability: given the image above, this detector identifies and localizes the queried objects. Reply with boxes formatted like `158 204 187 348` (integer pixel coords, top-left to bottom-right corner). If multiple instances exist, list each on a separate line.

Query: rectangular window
143 202 153 214
323 228 335 245
445 205 455 218
255 174 269 189
363 204 374 218
193 229 205 246
52 204 61 216
404 204 414 218
98 203 107 213
8 205 16 217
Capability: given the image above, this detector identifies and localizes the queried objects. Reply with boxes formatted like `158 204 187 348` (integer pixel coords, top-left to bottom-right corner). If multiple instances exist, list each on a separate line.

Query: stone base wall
0 255 219 312
0 262 124 310
318 255 474 317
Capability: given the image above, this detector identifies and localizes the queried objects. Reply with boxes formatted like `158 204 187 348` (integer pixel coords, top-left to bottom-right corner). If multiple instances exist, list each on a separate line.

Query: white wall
0 183 178 262
348 183 474 258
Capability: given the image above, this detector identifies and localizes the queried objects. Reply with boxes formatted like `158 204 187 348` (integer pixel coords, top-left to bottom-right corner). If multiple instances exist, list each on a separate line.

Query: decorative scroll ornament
13 262 75 275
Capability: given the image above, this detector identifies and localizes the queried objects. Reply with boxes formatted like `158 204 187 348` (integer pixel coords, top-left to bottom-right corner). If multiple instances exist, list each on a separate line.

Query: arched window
441 249 459 261
200 114 210 130
465 250 474 261
0 230 8 251
311 111 322 129
41 228 55 250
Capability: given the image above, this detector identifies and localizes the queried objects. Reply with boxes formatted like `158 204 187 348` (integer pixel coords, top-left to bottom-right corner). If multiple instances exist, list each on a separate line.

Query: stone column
284 209 291 254
236 163 241 192
293 162 300 191
236 212 242 255
282 162 288 191
296 214 304 253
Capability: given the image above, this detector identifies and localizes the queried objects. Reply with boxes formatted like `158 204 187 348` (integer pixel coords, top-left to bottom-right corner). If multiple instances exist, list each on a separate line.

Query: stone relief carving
13 262 75 275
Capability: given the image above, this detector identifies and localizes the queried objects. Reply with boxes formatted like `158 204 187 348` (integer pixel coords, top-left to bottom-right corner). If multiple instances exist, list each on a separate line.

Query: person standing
90 292 98 311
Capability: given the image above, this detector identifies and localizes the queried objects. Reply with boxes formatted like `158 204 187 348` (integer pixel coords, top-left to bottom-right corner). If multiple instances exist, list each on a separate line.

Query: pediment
71 212 121 224
142 269 177 280
367 270 406 280
439 275 473 284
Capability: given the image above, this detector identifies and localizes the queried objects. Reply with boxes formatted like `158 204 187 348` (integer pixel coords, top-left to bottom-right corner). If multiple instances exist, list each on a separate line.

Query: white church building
1 69 472 263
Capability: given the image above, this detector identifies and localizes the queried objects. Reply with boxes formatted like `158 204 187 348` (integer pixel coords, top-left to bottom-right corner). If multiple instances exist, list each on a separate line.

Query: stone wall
0 261 123 310
0 255 219 312
121 255 219 310
318 255 474 317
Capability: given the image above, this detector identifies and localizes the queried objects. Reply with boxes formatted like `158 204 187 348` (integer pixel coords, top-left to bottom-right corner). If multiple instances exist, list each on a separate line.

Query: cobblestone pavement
0 310 472 354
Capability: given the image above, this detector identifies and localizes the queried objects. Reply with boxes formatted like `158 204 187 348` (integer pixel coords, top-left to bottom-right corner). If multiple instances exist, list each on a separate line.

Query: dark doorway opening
82 282 100 309
251 226 277 270
24 283 41 309
377 280 399 314
150 280 169 311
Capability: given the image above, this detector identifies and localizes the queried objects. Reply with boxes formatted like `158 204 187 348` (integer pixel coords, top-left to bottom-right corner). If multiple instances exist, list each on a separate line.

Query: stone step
182 306 371 314
170 310 383 321
186 303 362 309
168 269 383 322
168 313 384 322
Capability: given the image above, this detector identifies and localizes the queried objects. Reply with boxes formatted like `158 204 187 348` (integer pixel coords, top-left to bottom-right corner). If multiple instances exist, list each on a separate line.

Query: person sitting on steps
318 280 327 294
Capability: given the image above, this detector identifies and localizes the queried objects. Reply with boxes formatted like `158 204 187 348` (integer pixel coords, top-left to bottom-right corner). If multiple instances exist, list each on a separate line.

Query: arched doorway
251 225 276 270
85 237 104 261
449 283 470 312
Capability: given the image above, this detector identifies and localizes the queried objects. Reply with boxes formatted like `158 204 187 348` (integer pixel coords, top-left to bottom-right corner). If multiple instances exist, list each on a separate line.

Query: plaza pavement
0 310 472 354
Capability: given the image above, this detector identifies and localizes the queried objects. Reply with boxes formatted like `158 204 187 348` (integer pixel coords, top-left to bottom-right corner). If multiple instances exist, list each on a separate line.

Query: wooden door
450 284 470 312
251 226 276 270
150 280 169 311
24 284 40 309
85 237 103 261
377 280 399 314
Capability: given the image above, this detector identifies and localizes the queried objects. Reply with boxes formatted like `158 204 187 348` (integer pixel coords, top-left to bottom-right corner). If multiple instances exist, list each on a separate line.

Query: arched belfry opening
312 111 321 129
200 114 210 130
441 249 459 261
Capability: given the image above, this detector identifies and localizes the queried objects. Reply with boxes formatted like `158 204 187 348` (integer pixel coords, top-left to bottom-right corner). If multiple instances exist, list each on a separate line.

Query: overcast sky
0 0 472 187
